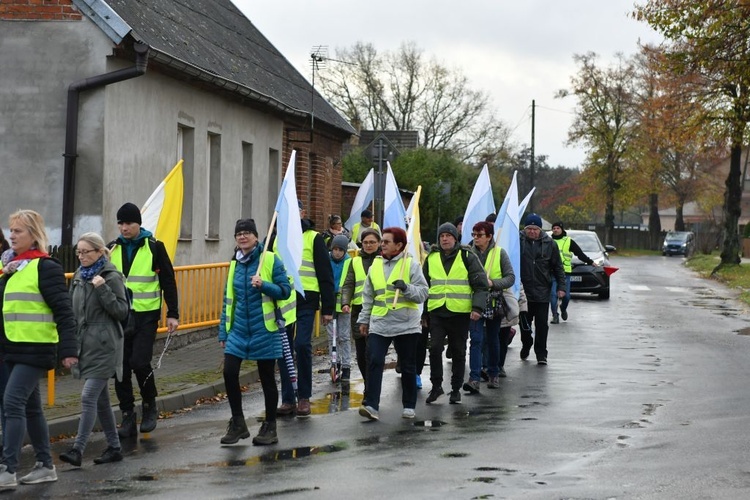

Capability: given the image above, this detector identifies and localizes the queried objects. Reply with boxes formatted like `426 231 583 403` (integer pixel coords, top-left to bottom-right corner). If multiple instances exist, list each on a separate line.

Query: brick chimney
0 0 82 21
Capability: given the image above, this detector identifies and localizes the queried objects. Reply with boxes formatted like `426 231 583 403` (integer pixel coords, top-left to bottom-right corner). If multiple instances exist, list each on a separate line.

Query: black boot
341 367 350 382
221 415 250 444
118 410 138 439
252 421 278 445
94 447 123 465
60 448 82 467
140 401 158 433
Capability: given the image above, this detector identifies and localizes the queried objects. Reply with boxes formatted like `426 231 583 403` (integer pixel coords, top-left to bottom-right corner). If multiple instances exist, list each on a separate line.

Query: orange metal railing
53 262 230 405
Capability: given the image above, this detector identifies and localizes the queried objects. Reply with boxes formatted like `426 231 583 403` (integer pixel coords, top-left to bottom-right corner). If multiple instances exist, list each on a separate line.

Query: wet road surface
7 255 750 499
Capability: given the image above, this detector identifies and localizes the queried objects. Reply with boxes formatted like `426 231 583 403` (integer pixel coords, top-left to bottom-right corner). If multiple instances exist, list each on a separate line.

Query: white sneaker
402 408 416 419
19 462 57 484
0 465 17 490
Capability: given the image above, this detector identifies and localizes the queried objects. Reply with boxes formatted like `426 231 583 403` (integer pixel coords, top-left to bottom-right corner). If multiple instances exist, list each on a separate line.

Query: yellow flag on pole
141 160 184 261
405 185 425 264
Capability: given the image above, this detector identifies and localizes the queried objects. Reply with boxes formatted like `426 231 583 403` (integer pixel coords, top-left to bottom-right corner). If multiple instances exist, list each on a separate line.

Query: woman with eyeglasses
356 227 429 421
60 232 129 467
340 228 381 398
218 219 291 446
0 210 77 490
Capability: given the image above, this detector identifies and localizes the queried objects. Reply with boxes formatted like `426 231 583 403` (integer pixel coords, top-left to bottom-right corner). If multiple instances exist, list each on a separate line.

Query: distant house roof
73 0 355 135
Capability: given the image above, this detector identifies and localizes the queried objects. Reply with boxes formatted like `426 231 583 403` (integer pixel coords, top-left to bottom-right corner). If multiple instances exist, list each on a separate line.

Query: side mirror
605 245 617 253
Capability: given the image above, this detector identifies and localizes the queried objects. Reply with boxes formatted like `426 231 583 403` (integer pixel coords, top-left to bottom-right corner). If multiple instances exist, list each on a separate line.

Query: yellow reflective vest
299 230 319 292
224 256 278 333
554 237 573 273
426 251 472 313
336 258 352 313
351 222 381 242
111 241 161 312
2 259 58 343
271 239 297 325
350 257 366 306
369 256 417 316
483 245 504 279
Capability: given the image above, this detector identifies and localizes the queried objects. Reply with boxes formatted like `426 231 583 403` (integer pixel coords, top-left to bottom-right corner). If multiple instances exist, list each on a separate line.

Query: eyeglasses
76 249 97 256
381 239 394 245
471 233 487 238
235 231 253 238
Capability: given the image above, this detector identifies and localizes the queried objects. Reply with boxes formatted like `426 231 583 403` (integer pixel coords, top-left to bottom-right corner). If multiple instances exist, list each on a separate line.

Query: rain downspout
61 42 149 245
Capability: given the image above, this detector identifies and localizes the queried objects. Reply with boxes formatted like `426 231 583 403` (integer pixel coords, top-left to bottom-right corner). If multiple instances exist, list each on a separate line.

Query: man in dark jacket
110 202 179 438
423 223 488 404
519 214 565 365
549 221 595 324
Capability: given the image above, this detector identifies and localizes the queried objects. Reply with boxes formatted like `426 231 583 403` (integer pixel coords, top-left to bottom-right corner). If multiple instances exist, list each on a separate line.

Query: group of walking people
0 203 179 491
0 202 573 492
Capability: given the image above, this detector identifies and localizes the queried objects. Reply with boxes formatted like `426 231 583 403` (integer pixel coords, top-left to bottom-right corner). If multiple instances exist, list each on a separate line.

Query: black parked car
662 231 695 257
565 230 616 300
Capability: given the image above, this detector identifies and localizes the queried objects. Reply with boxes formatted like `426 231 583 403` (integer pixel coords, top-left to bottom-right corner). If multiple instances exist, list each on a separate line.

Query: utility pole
529 99 535 214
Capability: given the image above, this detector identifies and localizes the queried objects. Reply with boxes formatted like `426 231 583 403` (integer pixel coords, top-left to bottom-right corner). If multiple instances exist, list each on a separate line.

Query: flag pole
391 250 410 309
256 210 279 277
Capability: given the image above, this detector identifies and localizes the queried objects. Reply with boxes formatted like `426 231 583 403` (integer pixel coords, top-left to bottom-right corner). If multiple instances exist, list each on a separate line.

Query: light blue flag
497 171 521 297
383 162 407 230
274 150 305 297
461 164 495 245
518 187 536 220
344 168 375 232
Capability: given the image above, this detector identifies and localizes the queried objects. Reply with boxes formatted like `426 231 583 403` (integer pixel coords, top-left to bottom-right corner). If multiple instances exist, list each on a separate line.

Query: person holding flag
109 202 179 438
218 219 291 446
357 227 428 421
463 221 516 394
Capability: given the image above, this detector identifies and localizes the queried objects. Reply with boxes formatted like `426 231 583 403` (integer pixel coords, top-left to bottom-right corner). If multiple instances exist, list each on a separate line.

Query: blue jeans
74 378 120 452
364 333 418 411
279 308 315 402
478 317 504 378
0 361 8 450
550 274 571 315
468 319 485 382
2 363 52 473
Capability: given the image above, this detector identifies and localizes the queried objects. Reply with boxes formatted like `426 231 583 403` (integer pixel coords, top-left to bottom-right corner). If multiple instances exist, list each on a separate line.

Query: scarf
79 255 107 282
0 248 49 275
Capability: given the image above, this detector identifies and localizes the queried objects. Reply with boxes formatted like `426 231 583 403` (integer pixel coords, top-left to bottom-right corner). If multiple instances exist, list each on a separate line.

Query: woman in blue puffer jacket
218 219 290 446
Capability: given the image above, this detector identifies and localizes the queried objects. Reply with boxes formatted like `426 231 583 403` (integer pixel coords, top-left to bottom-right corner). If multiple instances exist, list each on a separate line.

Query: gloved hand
392 279 407 291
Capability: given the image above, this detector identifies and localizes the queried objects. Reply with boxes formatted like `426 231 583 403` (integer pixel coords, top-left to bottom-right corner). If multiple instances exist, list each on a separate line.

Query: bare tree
557 52 640 244
319 41 511 163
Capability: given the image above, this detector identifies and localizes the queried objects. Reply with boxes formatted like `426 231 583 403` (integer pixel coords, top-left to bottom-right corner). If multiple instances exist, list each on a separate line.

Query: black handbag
482 290 507 319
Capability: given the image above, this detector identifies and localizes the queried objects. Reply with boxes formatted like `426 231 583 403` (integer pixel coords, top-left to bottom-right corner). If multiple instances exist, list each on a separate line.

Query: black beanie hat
117 202 142 225
234 218 258 237
552 221 564 230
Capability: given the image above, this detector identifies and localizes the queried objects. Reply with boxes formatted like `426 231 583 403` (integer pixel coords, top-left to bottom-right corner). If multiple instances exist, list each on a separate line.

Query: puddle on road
208 442 348 468
413 419 447 428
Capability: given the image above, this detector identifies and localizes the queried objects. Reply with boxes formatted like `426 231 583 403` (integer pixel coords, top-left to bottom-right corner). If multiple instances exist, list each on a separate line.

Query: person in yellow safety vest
275 203 335 419
463 221 516 394
327 234 352 383
0 209 77 489
218 218 291 446
350 209 381 246
549 221 595 324
109 202 179 439
340 227 381 398
422 222 488 406
356 227 428 421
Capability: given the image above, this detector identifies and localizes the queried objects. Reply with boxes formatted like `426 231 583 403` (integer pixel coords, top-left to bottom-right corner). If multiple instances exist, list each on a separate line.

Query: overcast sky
233 1 662 169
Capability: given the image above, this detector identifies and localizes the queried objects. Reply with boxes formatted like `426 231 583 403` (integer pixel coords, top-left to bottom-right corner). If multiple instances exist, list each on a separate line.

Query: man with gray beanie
519 213 565 365
109 202 179 437
422 222 487 404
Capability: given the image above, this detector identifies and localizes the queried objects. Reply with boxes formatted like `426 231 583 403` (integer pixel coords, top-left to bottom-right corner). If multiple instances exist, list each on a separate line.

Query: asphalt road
6 255 750 499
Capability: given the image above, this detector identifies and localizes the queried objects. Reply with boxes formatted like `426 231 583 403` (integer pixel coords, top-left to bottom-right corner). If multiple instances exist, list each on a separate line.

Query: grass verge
686 254 750 306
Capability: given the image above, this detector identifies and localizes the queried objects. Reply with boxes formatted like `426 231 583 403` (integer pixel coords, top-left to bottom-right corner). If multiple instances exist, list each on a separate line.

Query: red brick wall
282 127 345 231
0 0 82 20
